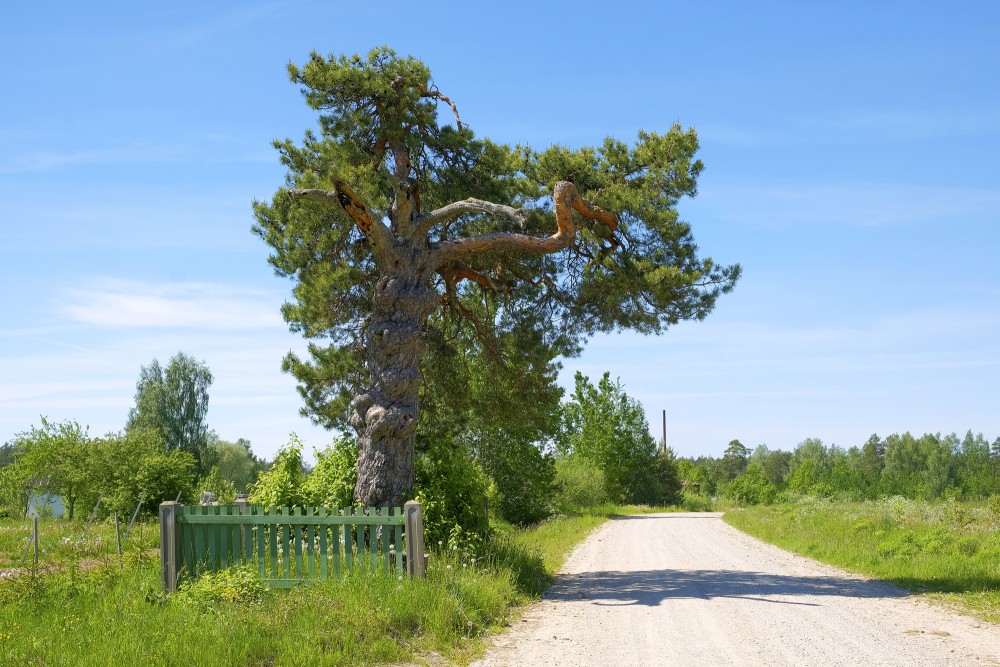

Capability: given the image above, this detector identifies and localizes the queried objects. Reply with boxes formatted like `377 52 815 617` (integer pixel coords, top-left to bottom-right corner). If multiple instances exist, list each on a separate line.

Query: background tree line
0 352 267 520
0 352 681 550
679 432 1000 506
245 369 682 548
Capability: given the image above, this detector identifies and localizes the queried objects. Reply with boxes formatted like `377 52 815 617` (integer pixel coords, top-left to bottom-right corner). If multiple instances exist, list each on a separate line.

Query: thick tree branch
438 262 510 293
432 181 618 264
417 198 527 237
289 179 391 251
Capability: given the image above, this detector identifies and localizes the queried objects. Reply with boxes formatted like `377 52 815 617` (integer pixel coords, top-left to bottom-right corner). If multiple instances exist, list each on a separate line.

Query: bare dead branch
420 87 463 131
432 181 618 264
289 181 391 252
416 197 527 237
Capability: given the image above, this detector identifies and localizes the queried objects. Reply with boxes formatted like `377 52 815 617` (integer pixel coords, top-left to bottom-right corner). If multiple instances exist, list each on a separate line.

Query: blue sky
2 1 998 461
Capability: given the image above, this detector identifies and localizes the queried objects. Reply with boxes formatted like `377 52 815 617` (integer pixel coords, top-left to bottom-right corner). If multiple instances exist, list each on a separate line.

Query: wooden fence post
235 497 249 558
114 512 122 556
159 501 179 592
403 500 426 578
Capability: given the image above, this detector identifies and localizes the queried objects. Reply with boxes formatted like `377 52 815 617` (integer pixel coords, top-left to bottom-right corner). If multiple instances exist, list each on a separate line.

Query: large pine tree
253 47 740 505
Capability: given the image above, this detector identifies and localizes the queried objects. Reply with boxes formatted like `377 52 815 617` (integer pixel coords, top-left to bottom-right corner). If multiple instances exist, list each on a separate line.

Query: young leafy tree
127 352 213 474
204 436 263 493
4 418 91 519
248 436 308 508
302 435 358 508
559 371 660 503
253 47 740 506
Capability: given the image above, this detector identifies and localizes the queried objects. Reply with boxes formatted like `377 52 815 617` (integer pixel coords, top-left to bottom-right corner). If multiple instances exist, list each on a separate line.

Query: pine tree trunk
351 266 439 506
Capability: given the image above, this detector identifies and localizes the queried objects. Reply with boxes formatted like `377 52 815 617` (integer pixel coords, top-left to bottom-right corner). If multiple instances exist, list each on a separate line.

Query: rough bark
350 257 439 506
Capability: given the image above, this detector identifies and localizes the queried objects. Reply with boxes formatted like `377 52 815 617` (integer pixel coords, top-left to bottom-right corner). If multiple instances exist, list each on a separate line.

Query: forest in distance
685 430 1000 507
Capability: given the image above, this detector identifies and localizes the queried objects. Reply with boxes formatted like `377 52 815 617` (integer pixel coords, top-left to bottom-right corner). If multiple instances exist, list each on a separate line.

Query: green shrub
988 494 1000 519
723 464 779 506
680 491 714 512
474 434 555 526
176 565 269 608
302 434 358 508
248 436 306 508
199 466 237 505
553 455 607 511
414 437 492 550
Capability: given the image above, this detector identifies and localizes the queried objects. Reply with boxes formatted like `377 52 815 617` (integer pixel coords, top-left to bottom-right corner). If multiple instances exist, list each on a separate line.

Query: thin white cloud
0 142 184 174
63 280 284 330
697 182 1000 228
144 2 293 50
700 107 1000 148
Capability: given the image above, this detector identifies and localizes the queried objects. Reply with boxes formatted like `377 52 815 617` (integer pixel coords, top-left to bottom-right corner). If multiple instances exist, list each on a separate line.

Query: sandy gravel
472 512 1000 667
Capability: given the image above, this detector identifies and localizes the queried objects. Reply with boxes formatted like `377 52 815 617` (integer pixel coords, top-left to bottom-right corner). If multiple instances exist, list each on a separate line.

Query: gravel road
472 512 999 667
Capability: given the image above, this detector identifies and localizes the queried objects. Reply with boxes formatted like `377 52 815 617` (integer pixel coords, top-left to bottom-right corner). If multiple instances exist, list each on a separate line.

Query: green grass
724 497 1000 623
0 507 626 666
0 517 159 570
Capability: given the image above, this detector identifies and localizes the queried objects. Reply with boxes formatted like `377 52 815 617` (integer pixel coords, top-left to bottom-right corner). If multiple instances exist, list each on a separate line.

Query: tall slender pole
33 517 39 569
114 512 123 557
662 409 667 454
124 495 145 540
79 492 103 543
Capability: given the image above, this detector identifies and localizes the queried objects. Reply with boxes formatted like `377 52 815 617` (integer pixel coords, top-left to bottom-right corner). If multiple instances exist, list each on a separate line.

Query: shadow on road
609 514 722 520
546 568 908 607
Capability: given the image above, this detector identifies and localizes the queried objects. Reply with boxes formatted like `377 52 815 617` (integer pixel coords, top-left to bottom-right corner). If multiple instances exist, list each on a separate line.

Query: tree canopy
253 47 740 505
127 352 213 474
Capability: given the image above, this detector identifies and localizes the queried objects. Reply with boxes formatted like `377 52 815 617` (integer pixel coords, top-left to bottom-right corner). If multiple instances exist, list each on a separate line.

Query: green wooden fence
159 500 425 592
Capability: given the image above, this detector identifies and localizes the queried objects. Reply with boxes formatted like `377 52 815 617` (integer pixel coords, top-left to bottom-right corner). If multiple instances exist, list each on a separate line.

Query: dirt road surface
472 512 999 667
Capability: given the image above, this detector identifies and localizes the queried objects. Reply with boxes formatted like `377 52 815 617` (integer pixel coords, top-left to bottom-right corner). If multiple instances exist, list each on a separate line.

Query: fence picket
317 507 328 580
380 506 390 571
306 514 315 579
269 507 279 580
183 508 196 576
343 508 353 572
293 507 303 579
219 506 229 569
242 506 253 565
281 507 291 581
194 507 204 573
331 508 341 578
393 506 404 575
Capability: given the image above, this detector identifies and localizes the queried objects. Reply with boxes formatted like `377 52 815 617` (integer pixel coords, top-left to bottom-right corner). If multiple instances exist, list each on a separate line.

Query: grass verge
0 507 627 666
724 497 1000 623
